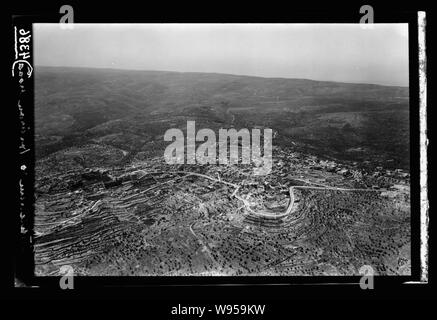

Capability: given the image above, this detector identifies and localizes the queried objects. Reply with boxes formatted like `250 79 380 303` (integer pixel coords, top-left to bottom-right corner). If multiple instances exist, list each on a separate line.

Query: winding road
37 169 384 230
170 171 382 219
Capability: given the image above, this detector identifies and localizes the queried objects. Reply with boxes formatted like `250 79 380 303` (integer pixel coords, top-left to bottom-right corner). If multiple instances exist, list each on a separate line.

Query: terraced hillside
35 145 410 276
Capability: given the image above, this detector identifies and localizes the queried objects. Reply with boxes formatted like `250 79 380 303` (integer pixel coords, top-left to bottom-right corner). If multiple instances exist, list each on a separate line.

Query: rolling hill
35 66 409 169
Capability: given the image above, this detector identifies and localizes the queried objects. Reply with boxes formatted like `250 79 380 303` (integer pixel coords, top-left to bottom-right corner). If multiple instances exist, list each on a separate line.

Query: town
164 121 273 175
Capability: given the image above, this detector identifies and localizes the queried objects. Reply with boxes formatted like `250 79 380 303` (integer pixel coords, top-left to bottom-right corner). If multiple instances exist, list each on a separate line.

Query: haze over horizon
35 23 409 87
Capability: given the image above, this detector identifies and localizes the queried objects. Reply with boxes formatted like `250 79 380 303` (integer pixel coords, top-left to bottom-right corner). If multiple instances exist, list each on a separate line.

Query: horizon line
35 65 409 88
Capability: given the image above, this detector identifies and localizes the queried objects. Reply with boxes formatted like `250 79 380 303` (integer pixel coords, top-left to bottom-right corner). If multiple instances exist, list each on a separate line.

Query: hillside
35 66 410 169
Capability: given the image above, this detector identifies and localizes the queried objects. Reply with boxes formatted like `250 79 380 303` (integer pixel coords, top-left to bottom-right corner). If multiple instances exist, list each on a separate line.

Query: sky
34 23 409 86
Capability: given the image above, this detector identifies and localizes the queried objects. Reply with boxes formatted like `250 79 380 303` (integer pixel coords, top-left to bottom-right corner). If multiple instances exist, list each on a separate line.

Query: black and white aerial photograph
32 23 411 277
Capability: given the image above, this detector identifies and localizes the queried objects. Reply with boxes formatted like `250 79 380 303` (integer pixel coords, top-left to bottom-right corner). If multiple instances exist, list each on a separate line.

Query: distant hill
35 66 410 169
